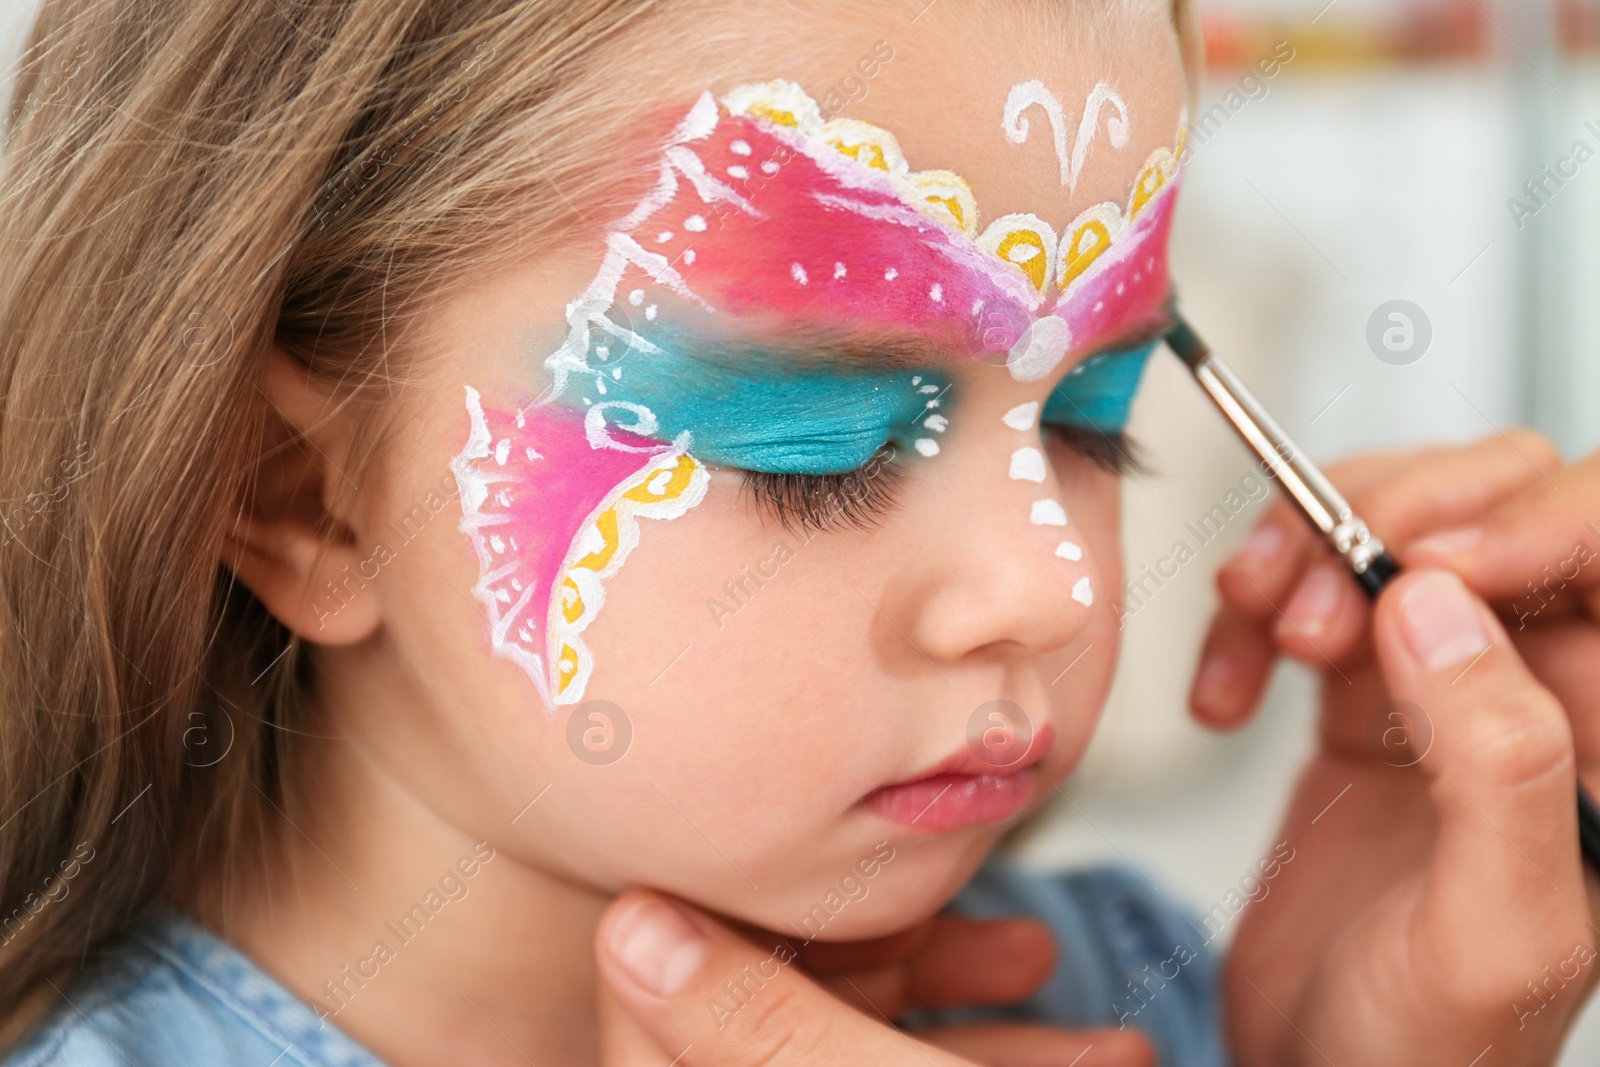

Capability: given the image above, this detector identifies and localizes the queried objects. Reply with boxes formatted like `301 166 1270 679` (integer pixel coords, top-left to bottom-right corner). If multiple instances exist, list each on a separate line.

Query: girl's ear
223 345 382 646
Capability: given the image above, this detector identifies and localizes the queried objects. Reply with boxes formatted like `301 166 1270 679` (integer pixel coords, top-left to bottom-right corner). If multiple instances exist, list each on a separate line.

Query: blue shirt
2 861 1229 1066
916 863 1230 1067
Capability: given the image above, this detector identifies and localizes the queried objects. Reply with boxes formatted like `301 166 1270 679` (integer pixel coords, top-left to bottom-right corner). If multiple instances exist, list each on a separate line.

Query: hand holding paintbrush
1164 312 1600 872
1165 313 1600 1063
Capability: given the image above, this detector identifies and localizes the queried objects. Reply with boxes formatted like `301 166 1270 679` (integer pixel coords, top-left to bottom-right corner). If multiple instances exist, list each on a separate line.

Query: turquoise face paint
1040 342 1155 433
561 334 954 475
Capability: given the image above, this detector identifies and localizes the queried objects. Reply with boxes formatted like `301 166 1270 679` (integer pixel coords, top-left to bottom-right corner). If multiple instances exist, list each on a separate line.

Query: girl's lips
862 722 1056 833
862 769 1038 831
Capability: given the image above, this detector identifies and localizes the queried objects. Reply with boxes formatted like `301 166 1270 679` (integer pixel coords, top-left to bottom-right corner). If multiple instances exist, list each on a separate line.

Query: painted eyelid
1040 342 1157 433
705 372 955 475
563 352 955 476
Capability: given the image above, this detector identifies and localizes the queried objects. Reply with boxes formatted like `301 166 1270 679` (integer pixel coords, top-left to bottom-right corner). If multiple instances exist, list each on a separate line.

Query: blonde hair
0 0 1200 1032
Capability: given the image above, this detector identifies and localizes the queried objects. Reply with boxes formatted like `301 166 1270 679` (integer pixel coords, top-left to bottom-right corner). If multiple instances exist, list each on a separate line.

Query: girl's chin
756 840 1000 944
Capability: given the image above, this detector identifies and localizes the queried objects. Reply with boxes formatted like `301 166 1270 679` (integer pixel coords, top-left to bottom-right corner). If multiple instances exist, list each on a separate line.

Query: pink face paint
452 390 708 706
453 80 1185 708
547 95 1042 378
1051 151 1181 358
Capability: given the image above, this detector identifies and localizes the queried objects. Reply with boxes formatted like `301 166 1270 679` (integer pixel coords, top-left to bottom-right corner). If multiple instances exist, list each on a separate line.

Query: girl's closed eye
1042 341 1158 477
741 342 1157 533
743 420 1145 534
741 442 906 534
1046 423 1148 477
733 372 944 534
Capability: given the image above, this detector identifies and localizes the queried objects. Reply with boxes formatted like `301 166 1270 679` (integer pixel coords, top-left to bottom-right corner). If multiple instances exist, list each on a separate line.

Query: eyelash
741 428 1146 534
740 443 906 534
1045 424 1149 478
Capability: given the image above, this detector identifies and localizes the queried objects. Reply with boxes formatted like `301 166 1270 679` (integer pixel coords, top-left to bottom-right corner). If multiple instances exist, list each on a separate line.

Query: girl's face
333 7 1186 938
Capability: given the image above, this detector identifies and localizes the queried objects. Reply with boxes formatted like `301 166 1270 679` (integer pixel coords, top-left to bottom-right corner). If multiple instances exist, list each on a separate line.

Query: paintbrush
1162 311 1600 871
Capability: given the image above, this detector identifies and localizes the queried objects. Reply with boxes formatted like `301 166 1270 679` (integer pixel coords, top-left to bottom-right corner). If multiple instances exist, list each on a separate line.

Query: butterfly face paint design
452 80 1183 709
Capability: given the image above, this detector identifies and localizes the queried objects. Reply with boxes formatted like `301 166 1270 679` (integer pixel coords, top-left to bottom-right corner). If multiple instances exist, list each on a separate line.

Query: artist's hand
595 889 1153 1067
1189 431 1590 726
1194 434 1600 865
1404 446 1600 813
1228 568 1596 1065
1185 435 1600 1064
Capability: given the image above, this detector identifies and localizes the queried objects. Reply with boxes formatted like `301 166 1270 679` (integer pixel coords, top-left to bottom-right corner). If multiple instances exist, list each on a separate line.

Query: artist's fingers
1193 454 1409 729
1408 446 1600 612
809 916 1055 1016
598 980 678 1066
1515 623 1600 791
1232 432 1562 668
1370 570 1589 988
902 917 1055 1009
597 890 973 1067
1193 455 1400 729
921 1024 1154 1067
1298 434 1558 669
1189 602 1278 728
1270 560 1373 671
786 918 930 978
1215 451 1404 617
1346 429 1563 549
797 919 929 1021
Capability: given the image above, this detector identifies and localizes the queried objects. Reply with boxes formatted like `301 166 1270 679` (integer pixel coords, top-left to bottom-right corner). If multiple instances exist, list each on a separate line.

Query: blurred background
1010 0 1600 1061
3 0 1599 1060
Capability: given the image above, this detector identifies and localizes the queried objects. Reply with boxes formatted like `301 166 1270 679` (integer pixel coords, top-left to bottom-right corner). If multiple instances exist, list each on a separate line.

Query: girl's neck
197 704 607 1067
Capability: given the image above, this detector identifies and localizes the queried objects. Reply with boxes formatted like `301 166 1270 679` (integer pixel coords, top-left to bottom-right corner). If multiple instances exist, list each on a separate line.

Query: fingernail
1192 653 1234 713
608 898 708 996
1410 526 1485 558
1282 564 1345 636
1400 570 1491 672
1228 522 1286 572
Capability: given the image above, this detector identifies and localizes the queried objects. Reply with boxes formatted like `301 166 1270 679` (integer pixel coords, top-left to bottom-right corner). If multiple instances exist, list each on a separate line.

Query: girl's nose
884 399 1104 664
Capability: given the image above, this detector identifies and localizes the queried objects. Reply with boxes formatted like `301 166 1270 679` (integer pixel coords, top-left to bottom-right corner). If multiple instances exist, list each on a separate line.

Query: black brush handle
1353 550 1403 599
1581 788 1600 873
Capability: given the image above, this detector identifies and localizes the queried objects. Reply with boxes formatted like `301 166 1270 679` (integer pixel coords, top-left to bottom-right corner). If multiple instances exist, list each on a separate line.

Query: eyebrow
671 296 1178 373
683 326 960 371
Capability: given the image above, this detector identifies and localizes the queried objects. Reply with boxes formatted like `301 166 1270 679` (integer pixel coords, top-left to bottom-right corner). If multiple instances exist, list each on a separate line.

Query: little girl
1 1 1595 1065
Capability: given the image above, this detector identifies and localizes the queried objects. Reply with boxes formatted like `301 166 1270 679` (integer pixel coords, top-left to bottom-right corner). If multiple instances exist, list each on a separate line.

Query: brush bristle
1164 316 1210 370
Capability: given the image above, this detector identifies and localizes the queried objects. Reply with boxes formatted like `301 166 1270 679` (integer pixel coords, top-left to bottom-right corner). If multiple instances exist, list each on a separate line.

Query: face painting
452 79 1184 709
